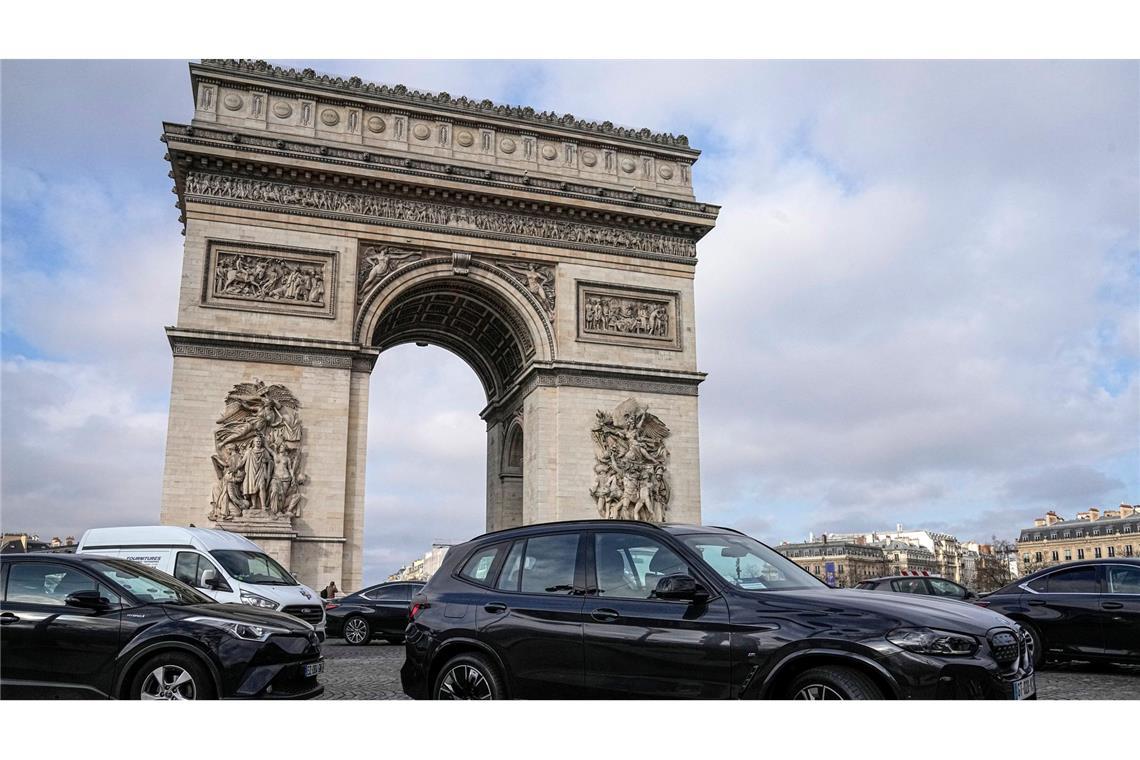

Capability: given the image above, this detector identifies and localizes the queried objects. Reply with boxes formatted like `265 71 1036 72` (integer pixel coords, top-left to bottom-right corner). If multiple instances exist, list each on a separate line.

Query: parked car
401 520 1035 700
855 575 978 600
326 581 426 645
972 558 1140 667
77 526 326 639
0 553 324 699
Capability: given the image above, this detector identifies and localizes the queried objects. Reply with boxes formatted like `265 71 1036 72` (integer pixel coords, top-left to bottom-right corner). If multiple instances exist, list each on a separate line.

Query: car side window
496 541 525 592
1046 566 1098 593
594 532 691 600
458 544 504 586
365 585 405 601
929 578 966 598
520 534 579 595
1026 575 1049 593
5 562 98 606
1107 566 1140 594
891 578 929 594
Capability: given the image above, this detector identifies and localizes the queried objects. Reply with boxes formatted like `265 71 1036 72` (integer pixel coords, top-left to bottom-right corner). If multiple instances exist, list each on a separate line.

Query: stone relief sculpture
357 245 423 303
185 173 697 258
213 251 326 307
590 398 671 523
504 262 555 319
209 379 307 523
584 294 669 338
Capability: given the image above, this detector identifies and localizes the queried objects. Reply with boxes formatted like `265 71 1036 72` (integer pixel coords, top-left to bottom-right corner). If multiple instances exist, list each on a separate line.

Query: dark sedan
1 553 323 699
856 575 979 601
973 559 1140 667
402 520 1035 700
325 581 425 645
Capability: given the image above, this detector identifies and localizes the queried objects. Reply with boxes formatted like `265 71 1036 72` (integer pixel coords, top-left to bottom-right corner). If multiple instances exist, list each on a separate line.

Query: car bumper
884 650 1036 700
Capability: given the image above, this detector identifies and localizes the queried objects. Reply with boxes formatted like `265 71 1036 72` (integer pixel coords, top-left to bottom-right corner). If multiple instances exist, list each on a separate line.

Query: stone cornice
162 123 719 225
193 59 699 155
166 327 370 370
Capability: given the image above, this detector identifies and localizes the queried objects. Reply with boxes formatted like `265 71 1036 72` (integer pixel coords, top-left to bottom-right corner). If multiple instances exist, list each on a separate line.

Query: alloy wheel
344 617 369 644
792 683 845 700
437 664 493 700
140 665 197 700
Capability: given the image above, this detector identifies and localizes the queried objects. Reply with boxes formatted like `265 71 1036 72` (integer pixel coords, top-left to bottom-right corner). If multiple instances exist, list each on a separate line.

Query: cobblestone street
318 639 1140 700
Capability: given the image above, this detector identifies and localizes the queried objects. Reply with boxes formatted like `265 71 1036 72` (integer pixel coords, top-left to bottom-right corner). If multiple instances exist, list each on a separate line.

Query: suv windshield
679 534 824 591
211 550 297 586
90 559 213 605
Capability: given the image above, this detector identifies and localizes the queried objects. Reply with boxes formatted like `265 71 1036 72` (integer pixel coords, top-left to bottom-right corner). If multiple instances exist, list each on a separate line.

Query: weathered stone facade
159 60 719 590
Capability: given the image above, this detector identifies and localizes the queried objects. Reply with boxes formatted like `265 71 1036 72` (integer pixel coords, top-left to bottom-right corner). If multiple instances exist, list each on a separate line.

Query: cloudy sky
2 60 1137 582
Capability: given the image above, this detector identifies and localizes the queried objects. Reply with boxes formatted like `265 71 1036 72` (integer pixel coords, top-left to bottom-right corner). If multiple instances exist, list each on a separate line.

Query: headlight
887 627 979 656
239 590 279 610
185 616 290 642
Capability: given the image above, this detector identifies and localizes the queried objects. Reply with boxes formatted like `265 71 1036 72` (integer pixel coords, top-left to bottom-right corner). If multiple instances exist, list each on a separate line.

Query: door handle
483 602 507 614
1027 599 1046 606
1101 602 1124 610
0 612 18 625
591 608 620 622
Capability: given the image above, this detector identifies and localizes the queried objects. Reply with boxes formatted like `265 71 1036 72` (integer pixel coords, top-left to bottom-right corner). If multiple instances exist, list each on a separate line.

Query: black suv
1 553 324 699
402 521 1036 700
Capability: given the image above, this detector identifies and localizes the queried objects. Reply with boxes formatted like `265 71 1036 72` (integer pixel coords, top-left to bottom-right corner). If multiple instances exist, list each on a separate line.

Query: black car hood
162 602 315 633
738 587 1016 635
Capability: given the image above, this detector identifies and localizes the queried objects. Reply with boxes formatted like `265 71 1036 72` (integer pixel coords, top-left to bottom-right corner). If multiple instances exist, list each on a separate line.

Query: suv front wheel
130 652 216 700
787 665 884 700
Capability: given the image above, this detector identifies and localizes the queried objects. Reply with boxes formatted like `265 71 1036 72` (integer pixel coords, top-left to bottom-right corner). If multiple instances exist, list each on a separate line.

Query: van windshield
678 533 824 591
211 550 297 586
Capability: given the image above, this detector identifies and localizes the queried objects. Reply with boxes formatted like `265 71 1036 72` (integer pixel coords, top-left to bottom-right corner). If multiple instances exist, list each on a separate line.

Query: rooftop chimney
1045 511 1063 526
1121 505 1136 518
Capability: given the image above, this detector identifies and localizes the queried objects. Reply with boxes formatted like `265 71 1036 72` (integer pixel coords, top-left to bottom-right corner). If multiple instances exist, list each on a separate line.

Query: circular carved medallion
366 115 386 133
541 144 557 161
658 164 674 180
412 124 431 141
620 157 637 174
456 130 474 147
222 94 243 111
499 137 516 154
581 150 598 167
320 108 340 126
271 101 293 119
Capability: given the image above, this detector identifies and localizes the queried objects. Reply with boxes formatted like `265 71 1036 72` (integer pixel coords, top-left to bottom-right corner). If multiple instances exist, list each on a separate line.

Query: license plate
1012 674 1035 700
303 661 323 678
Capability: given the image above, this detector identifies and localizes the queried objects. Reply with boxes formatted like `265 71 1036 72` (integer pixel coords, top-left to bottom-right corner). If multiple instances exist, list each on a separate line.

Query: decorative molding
196 59 696 151
169 331 358 370
203 240 337 319
576 281 680 351
184 172 697 259
591 398 671 522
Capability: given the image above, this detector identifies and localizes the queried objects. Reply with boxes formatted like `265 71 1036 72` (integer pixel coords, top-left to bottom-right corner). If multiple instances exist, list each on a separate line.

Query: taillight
325 603 339 610
409 601 429 619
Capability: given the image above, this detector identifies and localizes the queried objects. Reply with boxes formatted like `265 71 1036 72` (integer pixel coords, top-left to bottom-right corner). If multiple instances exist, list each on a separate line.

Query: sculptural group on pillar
209 379 307 523
590 398 671 523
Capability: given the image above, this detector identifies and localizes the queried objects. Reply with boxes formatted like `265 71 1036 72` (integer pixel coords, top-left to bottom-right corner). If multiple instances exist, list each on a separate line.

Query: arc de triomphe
159 60 719 589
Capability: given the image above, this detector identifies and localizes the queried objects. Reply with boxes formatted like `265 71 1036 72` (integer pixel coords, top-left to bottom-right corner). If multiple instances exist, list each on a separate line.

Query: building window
1064 549 1072 561
1093 530 1100 536
1108 546 1115 558
1023 553 1031 564
1124 526 1133 534
1050 533 1057 540
1051 551 1059 561
1126 545 1134 557
1063 530 1071 538
1077 549 1085 560
1075 530 1084 538
1095 547 1102 559
1035 552 1043 563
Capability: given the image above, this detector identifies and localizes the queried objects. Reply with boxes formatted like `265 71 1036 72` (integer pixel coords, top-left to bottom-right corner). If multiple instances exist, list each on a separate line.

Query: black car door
0 560 123 698
475 533 587 698
362 584 414 637
1025 565 1104 659
1101 564 1140 660
581 530 733 699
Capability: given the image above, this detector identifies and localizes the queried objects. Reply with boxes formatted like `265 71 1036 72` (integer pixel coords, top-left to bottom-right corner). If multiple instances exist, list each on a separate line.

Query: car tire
129 651 216 700
343 615 372 645
1021 623 1045 669
433 652 505 700
787 665 884 700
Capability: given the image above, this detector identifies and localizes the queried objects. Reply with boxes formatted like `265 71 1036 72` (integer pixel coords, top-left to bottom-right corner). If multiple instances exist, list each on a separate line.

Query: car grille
282 605 324 625
988 626 1032 675
990 631 1020 664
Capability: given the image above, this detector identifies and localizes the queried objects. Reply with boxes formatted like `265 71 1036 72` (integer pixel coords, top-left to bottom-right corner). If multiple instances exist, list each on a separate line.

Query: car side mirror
200 569 228 592
653 574 709 603
65 590 110 610
964 590 977 600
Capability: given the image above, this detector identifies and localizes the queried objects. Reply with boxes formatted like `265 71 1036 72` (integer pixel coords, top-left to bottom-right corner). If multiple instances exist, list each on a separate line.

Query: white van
77 526 326 639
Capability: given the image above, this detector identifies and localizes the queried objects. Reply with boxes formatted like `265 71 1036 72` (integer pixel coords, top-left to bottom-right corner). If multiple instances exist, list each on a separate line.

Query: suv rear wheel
433 652 505 700
787 665 883 700
343 615 371 645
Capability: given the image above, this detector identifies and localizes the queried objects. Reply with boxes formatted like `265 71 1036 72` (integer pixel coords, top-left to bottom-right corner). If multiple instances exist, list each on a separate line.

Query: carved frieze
356 244 424 304
209 379 308 524
184 172 697 259
204 240 337 318
577 282 680 350
590 398 671 522
500 262 555 320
